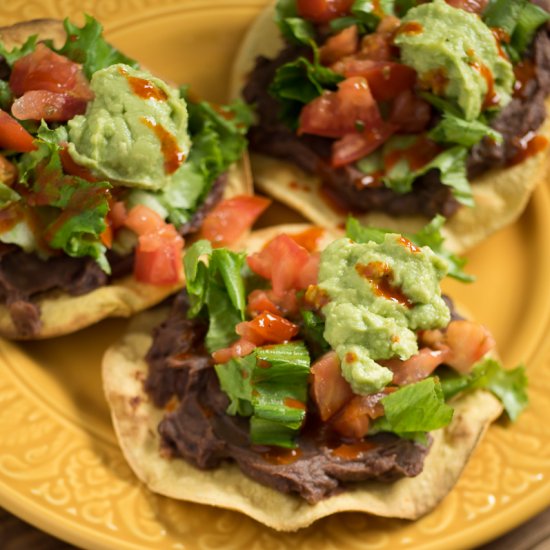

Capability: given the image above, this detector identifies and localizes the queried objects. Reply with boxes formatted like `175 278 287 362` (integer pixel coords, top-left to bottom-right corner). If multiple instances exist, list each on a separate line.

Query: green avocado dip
318 235 450 395
395 0 514 120
67 63 191 190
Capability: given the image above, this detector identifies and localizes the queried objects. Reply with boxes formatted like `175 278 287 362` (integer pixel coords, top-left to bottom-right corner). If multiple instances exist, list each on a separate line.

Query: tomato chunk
381 347 451 386
247 234 314 296
444 320 496 373
332 60 417 102
247 289 281 317
10 43 93 99
310 351 353 421
331 391 391 439
389 90 431 134
236 311 299 345
297 0 354 23
12 90 88 122
299 77 382 139
0 109 37 152
320 25 359 66
332 122 396 167
125 204 183 285
212 338 256 364
199 195 271 247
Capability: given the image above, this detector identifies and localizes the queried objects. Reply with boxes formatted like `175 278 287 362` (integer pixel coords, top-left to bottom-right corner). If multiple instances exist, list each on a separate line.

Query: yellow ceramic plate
0 1 550 548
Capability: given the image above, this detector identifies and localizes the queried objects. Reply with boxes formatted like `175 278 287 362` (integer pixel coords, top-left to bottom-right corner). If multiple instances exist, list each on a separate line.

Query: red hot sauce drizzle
119 65 168 101
491 28 510 60
396 22 423 36
355 261 413 308
513 59 537 99
331 441 378 460
141 116 186 175
261 447 303 465
384 136 441 173
509 131 549 166
467 50 499 109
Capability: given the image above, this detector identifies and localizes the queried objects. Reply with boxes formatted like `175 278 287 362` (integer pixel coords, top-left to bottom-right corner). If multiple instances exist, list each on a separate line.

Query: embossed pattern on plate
0 1 549 549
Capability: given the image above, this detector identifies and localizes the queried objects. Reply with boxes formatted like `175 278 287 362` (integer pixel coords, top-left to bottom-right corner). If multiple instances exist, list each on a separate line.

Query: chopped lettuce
345 215 474 282
440 358 528 421
215 342 311 447
0 35 37 66
0 80 13 110
375 378 454 438
301 309 331 357
12 122 111 271
269 56 343 129
483 0 527 36
184 240 247 352
429 112 503 148
48 15 139 79
379 136 473 206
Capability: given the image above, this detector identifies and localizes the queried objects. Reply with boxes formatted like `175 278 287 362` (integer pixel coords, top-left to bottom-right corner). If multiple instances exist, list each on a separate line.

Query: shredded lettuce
510 3 550 60
215 342 311 447
345 215 473 282
12 122 111 271
48 15 139 79
184 240 247 352
374 136 473 206
301 309 331 357
440 358 528 421
429 112 503 148
0 35 37 66
376 378 454 438
269 56 344 129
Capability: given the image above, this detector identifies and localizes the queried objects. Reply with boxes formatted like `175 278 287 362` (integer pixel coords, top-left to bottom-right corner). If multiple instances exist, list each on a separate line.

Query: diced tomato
310 351 353 421
444 320 496 374
236 311 299 345
11 90 88 122
320 25 359 66
99 217 113 248
333 60 417 102
247 234 313 297
212 338 256 364
389 90 431 133
59 146 97 182
299 77 382 139
125 204 183 285
247 289 281 316
287 227 326 252
110 201 128 230
199 195 271 247
0 109 37 152
377 16 401 34
134 226 183 285
10 43 93 100
381 347 451 386
297 253 320 289
125 204 165 236
331 122 396 167
358 32 395 62
331 391 391 439
0 156 17 186
297 0 354 23
444 0 489 14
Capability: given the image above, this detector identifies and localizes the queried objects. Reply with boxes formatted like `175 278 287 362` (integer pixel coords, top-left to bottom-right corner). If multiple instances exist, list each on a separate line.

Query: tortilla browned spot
0 20 253 339
228 4 550 255
102 224 503 532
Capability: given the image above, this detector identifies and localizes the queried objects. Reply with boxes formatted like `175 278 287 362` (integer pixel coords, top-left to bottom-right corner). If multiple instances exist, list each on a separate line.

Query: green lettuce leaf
483 0 527 36
13 122 111 270
183 240 247 351
0 35 37 66
378 136 473 206
269 57 344 129
0 80 13 110
440 358 528 421
510 3 550 60
378 377 454 437
345 214 473 282
49 15 139 79
429 112 503 148
301 309 331 357
215 342 311 447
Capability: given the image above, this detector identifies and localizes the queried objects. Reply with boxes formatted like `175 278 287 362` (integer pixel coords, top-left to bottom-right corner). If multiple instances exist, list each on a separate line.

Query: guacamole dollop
395 0 514 121
67 64 191 190
318 235 450 395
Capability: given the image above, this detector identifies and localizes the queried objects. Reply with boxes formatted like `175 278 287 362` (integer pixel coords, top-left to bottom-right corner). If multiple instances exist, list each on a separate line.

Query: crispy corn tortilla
0 20 253 339
102 224 503 531
229 4 550 254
